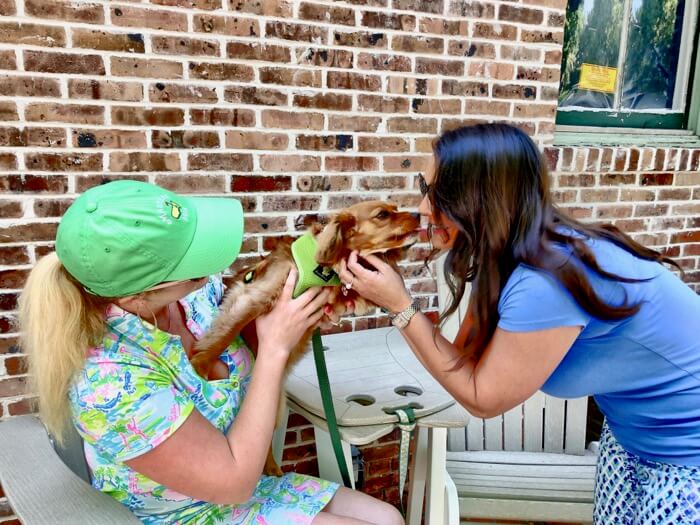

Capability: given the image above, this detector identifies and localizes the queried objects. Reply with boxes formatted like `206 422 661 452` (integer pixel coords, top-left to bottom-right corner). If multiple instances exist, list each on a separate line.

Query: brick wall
0 0 698 522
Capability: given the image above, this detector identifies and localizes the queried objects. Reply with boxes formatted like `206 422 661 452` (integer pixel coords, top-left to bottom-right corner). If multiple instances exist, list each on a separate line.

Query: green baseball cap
55 180 244 297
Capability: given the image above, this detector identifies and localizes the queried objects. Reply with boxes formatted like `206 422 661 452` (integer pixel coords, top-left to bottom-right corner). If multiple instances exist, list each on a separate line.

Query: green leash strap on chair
394 407 416 515
312 328 354 488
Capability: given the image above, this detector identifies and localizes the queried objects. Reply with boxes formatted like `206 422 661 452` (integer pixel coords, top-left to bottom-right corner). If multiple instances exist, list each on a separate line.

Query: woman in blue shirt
339 123 700 524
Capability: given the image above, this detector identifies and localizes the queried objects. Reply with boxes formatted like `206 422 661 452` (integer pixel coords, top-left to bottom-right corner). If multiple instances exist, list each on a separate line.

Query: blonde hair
19 252 109 445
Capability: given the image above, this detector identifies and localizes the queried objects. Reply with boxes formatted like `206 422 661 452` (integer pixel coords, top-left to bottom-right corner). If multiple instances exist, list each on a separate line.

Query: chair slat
502 404 523 451
483 417 503 450
564 397 588 455
465 417 484 451
543 396 565 453
523 391 545 452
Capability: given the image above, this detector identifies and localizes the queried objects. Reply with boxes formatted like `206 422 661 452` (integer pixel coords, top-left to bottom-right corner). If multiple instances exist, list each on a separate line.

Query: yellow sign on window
579 63 618 94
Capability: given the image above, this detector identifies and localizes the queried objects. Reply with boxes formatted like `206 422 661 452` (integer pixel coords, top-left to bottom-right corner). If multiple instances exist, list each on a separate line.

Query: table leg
271 405 289 465
313 425 355 489
425 427 447 525
406 426 428 525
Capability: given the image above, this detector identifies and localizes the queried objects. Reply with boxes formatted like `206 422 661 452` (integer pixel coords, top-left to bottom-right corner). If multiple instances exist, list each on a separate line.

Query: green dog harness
291 232 341 298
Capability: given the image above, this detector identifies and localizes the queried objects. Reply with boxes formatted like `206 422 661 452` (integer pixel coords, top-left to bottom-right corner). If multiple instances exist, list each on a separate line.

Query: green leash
312 328 354 488
394 407 416 514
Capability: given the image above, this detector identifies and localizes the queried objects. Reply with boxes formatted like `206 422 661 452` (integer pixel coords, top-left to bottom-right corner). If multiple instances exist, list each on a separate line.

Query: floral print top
68 275 337 524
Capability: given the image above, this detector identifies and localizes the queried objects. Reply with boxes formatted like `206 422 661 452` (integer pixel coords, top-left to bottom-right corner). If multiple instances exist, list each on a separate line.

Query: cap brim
166 196 244 281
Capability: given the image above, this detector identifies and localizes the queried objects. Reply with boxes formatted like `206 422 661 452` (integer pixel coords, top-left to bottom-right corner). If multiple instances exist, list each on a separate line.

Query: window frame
555 0 700 131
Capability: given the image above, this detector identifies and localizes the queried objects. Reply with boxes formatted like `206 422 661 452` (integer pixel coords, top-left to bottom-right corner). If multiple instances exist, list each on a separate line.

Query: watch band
390 299 420 329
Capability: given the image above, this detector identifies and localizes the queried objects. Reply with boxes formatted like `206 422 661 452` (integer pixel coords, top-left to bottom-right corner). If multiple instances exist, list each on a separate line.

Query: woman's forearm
225 351 286 493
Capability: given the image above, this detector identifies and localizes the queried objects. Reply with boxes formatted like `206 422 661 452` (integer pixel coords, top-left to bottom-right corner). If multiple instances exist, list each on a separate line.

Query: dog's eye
374 210 390 220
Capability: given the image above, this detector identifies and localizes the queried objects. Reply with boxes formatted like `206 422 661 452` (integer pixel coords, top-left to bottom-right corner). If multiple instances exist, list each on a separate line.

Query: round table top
285 326 462 427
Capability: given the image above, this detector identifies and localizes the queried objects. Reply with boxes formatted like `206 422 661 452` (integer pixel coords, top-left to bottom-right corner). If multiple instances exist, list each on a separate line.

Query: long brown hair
429 124 680 364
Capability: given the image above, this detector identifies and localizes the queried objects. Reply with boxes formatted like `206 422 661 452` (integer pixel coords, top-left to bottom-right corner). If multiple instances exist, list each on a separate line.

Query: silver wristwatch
390 299 420 329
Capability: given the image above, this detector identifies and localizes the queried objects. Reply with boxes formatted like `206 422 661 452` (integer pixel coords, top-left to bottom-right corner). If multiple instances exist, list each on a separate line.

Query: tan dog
190 200 420 475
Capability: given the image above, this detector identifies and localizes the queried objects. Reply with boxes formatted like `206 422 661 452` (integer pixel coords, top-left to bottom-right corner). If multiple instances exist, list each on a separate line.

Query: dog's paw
263 456 284 477
189 352 211 379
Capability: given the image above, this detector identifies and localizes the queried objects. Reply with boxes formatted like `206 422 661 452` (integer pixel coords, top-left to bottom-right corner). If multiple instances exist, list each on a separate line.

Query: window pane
621 0 685 109
559 0 625 109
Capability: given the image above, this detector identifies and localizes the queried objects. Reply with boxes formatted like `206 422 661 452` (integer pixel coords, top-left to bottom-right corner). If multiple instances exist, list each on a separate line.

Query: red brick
412 98 461 114
0 247 29 265
416 58 464 76
333 30 386 48
0 223 58 243
464 99 510 116
384 155 430 172
26 0 103 23
0 0 15 15
294 93 352 111
7 397 34 415
297 175 351 192
0 200 22 218
263 195 321 212
521 29 564 44
295 135 353 151
0 50 16 70
393 0 443 13
499 4 544 24
229 0 293 16
358 94 409 113
0 127 66 148
34 198 72 218
26 153 102 172
152 130 219 149
152 0 221 7
112 106 184 126
448 40 496 58
260 155 321 172
194 14 259 36
361 11 415 31
641 173 674 186
297 48 354 68
260 67 322 87
358 52 411 72
0 153 16 170
24 103 104 124
69 79 143 102
227 42 291 62
0 22 65 47
393 35 444 54
154 175 225 194
0 175 67 193
359 175 407 190
111 57 183 79
299 2 355 25
327 71 381 91
326 156 378 172
24 50 104 75
468 61 515 80
328 115 380 132
111 6 187 31
149 83 218 104
227 131 288 150
442 79 489 97
387 117 437 134
152 36 219 57
358 136 409 152
262 110 324 130
190 108 254 127
109 152 180 172
189 62 254 82
188 153 253 171
473 22 517 40
0 76 60 97
231 175 291 192
388 77 439 96
266 21 328 43
72 129 142 151
72 29 145 53
230 83 289 106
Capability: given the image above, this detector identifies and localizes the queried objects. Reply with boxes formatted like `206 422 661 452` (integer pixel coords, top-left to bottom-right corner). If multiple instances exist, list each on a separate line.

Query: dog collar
291 232 341 298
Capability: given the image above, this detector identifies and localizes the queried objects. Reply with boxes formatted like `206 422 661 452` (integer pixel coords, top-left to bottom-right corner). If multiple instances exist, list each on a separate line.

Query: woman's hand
339 251 412 314
255 269 330 362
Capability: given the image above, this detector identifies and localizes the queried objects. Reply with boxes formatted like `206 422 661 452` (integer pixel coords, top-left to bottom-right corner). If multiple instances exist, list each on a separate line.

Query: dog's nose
411 212 421 221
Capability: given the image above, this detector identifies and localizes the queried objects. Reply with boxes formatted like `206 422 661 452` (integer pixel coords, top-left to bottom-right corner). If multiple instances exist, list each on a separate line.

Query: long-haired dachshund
190 200 420 475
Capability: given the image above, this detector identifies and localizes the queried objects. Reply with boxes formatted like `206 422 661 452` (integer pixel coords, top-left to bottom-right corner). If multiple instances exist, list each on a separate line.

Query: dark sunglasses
418 173 432 197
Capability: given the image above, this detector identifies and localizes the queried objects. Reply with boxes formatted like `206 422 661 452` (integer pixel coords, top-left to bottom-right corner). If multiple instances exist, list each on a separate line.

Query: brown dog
190 200 420 475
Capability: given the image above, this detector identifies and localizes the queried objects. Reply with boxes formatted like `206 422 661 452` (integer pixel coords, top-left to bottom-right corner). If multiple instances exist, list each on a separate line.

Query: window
557 0 699 130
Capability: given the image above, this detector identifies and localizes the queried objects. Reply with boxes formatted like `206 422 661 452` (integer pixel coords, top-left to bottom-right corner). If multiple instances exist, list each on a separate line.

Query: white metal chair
436 258 597 524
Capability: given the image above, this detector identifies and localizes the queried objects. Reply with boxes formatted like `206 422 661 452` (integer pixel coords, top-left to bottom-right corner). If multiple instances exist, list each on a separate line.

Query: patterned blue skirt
594 422 700 524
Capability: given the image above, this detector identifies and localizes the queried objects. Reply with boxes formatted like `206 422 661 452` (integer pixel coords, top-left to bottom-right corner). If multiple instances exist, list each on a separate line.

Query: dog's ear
315 213 355 266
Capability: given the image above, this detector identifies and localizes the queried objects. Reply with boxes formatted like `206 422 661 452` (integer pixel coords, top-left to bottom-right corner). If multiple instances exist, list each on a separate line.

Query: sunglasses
146 277 206 292
418 173 432 197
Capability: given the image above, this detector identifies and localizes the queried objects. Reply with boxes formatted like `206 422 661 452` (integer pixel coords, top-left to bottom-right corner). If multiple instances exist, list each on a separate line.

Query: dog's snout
410 212 421 221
